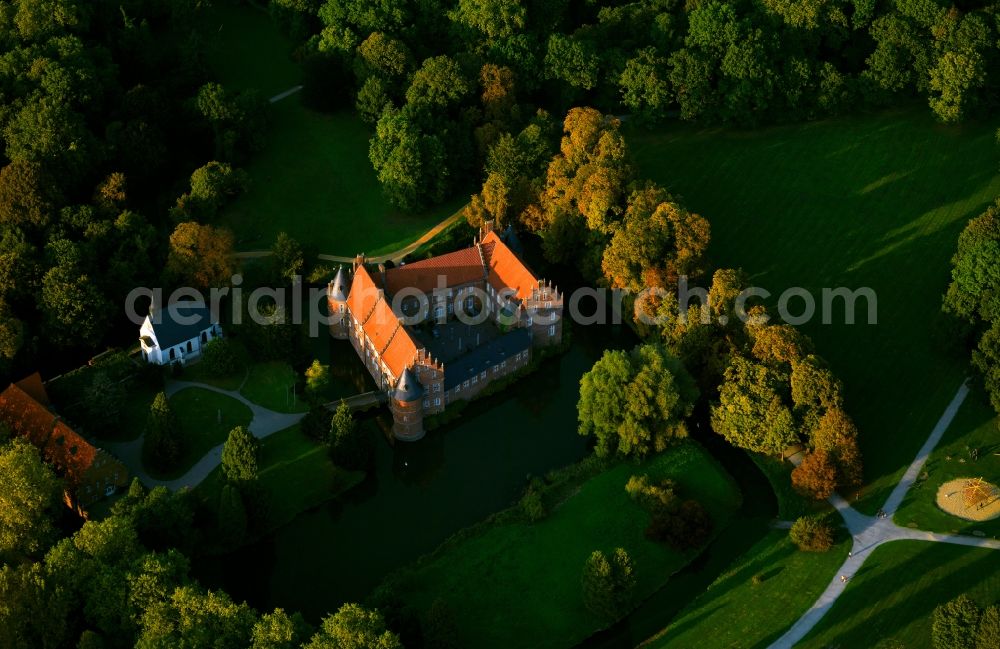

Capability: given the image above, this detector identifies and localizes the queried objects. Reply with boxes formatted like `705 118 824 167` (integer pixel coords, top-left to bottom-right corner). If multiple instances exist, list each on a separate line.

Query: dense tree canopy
578 342 698 458
0 439 61 560
944 199 1000 414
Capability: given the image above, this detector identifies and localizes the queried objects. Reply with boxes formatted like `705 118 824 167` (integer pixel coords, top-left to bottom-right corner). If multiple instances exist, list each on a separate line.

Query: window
549 325 556 336
169 348 176 361
186 341 193 353
424 399 430 408
201 331 208 344
471 376 478 385
434 398 441 406
545 301 552 309
463 380 469 389
433 383 440 392
501 360 507 369
480 371 487 380
340 304 345 313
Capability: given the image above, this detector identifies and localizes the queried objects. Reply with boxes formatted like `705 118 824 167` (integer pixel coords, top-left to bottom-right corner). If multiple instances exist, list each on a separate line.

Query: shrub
521 490 546 522
200 338 246 377
789 516 834 552
301 407 331 441
646 499 713 550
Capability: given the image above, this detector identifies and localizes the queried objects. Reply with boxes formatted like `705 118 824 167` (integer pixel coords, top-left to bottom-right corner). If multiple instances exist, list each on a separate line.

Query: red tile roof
346 231 543 377
15 373 50 406
348 265 420 377
0 383 57 447
0 377 100 490
384 246 485 295
44 421 97 489
346 265 381 324
482 231 540 301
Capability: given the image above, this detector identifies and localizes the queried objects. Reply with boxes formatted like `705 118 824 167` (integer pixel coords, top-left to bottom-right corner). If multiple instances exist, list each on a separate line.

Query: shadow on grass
799 541 999 647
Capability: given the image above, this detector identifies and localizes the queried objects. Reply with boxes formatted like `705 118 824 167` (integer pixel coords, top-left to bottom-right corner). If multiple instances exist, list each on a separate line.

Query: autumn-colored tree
601 183 710 290
790 355 844 412
480 63 517 122
166 222 235 289
810 407 864 486
706 268 749 325
93 172 127 214
750 323 813 368
792 449 839 500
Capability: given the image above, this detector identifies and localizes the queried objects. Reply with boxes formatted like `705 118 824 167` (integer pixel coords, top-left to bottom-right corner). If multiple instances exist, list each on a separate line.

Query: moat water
193 307 635 622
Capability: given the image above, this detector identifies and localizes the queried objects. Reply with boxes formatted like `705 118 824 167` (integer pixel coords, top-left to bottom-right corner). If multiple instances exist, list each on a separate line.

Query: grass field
204 2 462 255
627 109 1000 516
239 361 308 413
799 540 1000 647
895 388 1000 537
393 441 741 649
195 424 365 534
146 387 253 480
646 529 850 649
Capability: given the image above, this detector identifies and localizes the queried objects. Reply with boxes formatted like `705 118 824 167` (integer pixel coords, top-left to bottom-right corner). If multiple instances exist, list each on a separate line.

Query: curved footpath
768 380 1000 648
103 380 305 492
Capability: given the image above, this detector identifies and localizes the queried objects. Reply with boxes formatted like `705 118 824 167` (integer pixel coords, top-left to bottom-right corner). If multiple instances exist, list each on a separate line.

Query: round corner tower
328 266 350 340
390 366 425 441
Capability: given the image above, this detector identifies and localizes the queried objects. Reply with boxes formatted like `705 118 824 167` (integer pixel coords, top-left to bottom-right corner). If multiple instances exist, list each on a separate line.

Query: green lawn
646 529 850 649
392 441 742 649
627 109 1000 516
146 387 253 480
799 540 1000 648
239 361 308 414
894 388 1000 537
195 424 365 534
204 2 463 255
180 361 245 392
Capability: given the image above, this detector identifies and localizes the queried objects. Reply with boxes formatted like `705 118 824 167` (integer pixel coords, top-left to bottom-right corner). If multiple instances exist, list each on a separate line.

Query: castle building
329 225 563 441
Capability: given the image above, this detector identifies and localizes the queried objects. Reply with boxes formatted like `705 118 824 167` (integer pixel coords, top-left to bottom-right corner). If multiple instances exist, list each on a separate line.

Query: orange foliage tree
792 449 839 500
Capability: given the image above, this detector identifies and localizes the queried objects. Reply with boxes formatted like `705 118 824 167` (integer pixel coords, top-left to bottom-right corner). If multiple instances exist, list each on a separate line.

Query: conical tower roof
394 366 424 402
330 265 349 302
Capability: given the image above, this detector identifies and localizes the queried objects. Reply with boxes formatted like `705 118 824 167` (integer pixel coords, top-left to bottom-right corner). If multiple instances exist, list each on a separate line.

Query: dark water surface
194 318 635 621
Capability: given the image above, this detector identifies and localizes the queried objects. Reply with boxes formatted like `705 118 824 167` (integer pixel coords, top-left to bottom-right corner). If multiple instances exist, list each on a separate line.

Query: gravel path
767 380 1000 648
104 380 305 492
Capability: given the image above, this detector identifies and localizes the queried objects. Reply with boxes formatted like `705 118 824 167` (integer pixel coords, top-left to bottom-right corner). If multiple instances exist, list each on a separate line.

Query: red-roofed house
329 223 562 441
0 374 129 517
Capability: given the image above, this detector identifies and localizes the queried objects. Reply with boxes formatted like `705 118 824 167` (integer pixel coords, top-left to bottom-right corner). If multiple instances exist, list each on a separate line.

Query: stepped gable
481 230 541 301
383 246 485 295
